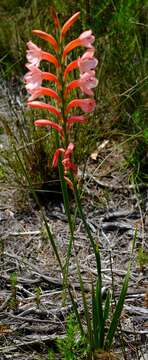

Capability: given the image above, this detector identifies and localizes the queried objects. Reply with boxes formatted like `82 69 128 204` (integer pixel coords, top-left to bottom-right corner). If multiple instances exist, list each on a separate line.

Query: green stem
73 181 101 275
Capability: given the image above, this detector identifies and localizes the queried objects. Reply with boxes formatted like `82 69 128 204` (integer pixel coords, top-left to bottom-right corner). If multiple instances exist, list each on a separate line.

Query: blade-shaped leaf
92 280 99 347
104 264 130 350
103 290 110 322
76 259 93 347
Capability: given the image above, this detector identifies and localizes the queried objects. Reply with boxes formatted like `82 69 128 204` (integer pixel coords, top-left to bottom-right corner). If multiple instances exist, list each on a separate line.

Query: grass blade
76 258 93 348
104 264 130 350
103 290 110 322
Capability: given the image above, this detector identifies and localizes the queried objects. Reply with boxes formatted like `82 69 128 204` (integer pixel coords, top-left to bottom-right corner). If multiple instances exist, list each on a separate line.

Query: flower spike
25 13 98 180
32 30 58 51
61 12 80 37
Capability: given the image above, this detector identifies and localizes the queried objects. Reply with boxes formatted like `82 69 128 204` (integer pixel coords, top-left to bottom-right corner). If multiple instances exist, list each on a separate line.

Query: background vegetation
0 0 147 193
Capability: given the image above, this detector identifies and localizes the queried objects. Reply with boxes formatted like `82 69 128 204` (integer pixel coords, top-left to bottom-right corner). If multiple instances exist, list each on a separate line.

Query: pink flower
66 98 96 113
79 71 98 95
79 30 95 48
64 49 98 80
26 41 59 68
24 66 60 93
78 49 98 73
24 66 42 92
26 42 41 66
63 29 95 58
65 70 98 96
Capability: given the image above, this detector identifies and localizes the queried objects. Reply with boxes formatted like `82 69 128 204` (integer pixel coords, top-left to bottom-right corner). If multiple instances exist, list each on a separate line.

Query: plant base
94 350 121 360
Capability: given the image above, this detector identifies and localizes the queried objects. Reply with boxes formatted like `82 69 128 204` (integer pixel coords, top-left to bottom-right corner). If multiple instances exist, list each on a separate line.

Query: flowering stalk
24 8 100 352
24 11 98 181
24 10 132 358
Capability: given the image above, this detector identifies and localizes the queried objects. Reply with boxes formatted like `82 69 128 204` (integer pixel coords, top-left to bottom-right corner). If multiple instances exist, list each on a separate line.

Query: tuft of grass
56 314 88 360
137 246 148 272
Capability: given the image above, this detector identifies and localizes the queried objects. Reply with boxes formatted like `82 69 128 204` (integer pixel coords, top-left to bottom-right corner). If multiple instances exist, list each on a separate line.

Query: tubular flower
34 119 63 135
26 41 59 68
64 50 98 80
28 101 61 117
64 60 78 80
32 30 58 51
61 12 80 37
65 70 98 96
24 65 60 93
67 115 86 127
78 49 98 73
66 98 96 113
79 30 95 48
50 7 61 29
27 87 61 102
79 71 98 95
63 30 95 59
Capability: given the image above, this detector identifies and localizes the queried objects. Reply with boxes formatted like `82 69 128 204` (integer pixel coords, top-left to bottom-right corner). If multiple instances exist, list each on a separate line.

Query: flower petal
79 30 95 48
61 12 80 37
32 30 58 51
78 50 98 73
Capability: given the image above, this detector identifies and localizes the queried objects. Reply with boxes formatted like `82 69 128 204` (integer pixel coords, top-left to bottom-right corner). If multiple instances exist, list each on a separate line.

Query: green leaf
68 288 85 337
143 129 148 143
104 264 130 350
92 280 99 347
103 290 110 322
76 259 93 348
